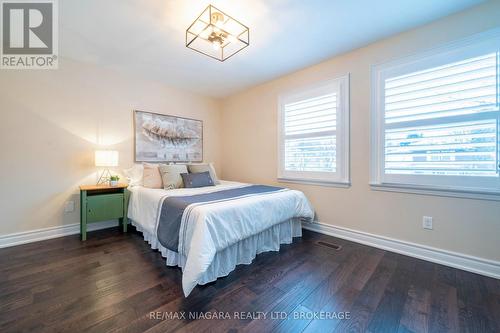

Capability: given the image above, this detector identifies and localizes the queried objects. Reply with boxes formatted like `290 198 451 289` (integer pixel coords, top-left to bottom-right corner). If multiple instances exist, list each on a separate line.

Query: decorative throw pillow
181 171 215 188
158 164 188 190
123 164 144 187
142 163 163 189
187 163 220 184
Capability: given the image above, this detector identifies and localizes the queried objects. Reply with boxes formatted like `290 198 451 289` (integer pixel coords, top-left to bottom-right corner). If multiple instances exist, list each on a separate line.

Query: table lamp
95 150 119 185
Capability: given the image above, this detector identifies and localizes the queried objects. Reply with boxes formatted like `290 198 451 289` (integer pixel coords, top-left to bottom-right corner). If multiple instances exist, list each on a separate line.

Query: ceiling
60 0 485 98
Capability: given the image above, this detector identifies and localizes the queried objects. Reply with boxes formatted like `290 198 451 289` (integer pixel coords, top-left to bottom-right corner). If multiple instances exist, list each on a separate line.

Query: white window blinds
384 53 499 177
278 76 350 185
371 30 500 198
284 93 337 172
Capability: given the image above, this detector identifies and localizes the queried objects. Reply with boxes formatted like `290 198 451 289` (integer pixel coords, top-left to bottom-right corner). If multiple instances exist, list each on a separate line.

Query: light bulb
212 40 221 51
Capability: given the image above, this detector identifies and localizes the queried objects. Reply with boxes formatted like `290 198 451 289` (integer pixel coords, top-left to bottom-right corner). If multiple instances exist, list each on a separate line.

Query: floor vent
316 241 342 251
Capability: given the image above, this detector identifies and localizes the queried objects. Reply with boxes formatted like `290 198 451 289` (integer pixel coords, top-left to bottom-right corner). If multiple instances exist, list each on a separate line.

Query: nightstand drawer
87 193 124 223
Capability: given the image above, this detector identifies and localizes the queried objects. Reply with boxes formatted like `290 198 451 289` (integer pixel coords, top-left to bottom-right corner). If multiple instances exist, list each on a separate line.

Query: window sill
370 182 500 201
277 177 351 188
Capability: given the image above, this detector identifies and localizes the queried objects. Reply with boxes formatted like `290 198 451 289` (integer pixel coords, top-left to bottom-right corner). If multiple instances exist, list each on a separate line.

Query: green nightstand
79 183 130 241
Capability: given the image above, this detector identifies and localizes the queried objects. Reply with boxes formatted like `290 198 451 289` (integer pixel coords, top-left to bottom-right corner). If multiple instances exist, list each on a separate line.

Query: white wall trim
278 177 351 188
0 220 121 248
370 183 500 201
303 221 500 280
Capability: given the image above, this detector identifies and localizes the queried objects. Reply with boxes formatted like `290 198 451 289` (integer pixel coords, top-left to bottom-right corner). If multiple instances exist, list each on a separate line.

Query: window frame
277 75 350 187
370 28 500 200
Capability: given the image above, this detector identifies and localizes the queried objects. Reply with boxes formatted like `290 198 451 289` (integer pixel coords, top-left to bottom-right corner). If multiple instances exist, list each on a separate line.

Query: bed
127 180 314 296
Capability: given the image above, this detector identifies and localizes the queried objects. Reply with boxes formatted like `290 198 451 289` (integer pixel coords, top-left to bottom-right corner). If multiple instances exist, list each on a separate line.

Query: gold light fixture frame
186 5 250 62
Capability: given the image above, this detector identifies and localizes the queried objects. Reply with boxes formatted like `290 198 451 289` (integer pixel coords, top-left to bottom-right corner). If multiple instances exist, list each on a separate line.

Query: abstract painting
134 110 203 162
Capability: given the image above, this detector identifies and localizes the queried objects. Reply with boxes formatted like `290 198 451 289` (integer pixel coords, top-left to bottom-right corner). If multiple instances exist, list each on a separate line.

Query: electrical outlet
422 216 433 230
64 201 75 213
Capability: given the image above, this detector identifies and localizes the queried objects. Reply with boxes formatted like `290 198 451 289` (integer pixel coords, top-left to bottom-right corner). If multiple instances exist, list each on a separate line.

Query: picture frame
133 110 203 163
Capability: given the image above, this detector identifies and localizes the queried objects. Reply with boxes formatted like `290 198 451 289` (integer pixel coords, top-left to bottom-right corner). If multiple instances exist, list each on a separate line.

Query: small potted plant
109 175 120 187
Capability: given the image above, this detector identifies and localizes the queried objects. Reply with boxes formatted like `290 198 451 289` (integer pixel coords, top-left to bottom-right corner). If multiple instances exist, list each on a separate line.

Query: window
278 76 350 186
371 30 500 198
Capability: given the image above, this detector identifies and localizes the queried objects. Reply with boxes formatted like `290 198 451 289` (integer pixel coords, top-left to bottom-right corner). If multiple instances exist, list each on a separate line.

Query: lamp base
97 169 112 185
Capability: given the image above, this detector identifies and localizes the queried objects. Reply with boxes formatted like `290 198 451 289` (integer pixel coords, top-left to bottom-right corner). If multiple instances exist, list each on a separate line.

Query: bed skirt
132 218 302 286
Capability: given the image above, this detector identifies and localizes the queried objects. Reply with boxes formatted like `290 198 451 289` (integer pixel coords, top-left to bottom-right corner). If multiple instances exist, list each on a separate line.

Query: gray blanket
157 185 284 252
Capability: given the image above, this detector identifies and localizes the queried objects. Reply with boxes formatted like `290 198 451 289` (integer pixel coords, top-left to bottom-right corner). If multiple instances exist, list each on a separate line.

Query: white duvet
128 181 314 296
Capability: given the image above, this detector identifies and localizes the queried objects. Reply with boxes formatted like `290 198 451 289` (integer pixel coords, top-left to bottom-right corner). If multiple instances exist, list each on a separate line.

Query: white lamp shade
95 150 119 167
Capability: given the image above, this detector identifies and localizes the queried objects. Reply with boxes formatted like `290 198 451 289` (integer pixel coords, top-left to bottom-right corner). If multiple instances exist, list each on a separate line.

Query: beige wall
0 58 221 235
220 1 500 262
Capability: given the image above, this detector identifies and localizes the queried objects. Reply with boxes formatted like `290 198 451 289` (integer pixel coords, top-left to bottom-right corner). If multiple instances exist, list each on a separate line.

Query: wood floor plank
273 304 314 333
302 248 382 312
398 284 431 333
456 270 498 333
242 258 337 332
428 282 459 333
333 254 398 332
366 255 417 332
302 283 360 333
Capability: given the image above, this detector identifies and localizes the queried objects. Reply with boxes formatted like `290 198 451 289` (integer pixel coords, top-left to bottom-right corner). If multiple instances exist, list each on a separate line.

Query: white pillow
123 164 144 187
142 163 163 189
159 164 188 190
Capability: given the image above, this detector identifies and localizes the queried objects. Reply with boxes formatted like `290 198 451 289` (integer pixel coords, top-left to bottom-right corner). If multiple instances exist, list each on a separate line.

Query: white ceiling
60 0 485 97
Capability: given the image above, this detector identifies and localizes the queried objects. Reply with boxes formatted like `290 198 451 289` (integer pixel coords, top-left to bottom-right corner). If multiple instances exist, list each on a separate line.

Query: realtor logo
1 0 58 69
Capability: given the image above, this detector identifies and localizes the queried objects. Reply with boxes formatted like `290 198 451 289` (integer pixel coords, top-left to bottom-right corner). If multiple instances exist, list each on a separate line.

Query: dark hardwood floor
0 227 499 333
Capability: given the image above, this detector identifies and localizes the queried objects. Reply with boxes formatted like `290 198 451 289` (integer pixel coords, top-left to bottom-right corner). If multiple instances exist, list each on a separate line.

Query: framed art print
134 110 203 163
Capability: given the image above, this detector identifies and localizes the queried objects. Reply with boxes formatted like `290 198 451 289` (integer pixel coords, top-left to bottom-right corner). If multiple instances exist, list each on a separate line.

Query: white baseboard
303 221 500 280
0 220 121 248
